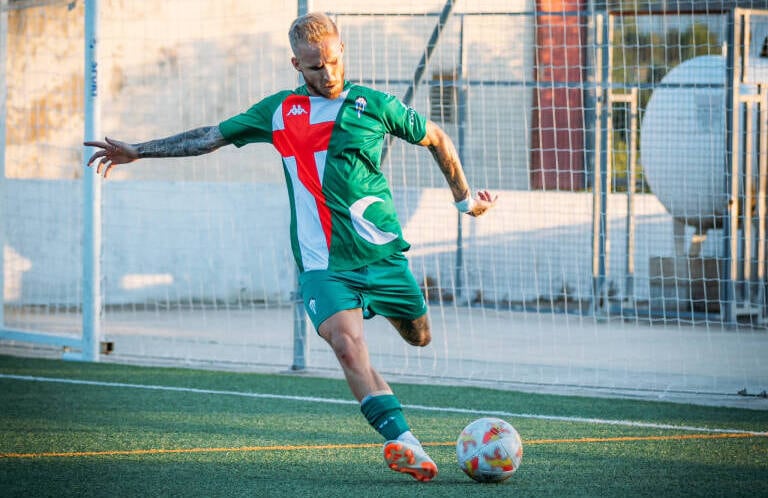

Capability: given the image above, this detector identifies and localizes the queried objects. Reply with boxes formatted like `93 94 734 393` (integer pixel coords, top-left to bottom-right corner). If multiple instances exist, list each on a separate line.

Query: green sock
360 393 411 441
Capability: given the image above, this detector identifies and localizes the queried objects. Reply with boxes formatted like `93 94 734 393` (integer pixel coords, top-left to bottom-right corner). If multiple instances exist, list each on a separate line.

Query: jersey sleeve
218 91 291 148
378 92 427 144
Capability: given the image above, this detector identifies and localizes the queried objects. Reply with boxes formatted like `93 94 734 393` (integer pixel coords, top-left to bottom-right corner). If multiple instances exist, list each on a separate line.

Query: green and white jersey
219 82 427 272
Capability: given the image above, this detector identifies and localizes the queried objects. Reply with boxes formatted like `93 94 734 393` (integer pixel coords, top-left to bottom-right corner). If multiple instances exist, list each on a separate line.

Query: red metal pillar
531 0 586 190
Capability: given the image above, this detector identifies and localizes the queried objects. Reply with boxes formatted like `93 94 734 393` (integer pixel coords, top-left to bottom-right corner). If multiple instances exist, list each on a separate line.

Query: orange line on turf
1 433 762 459
0 443 383 459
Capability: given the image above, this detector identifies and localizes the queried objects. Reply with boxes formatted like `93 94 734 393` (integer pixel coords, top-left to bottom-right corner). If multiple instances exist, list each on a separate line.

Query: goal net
1 0 766 405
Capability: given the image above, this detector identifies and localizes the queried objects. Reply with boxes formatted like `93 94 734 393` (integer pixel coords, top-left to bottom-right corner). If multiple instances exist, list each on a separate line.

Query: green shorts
298 252 428 332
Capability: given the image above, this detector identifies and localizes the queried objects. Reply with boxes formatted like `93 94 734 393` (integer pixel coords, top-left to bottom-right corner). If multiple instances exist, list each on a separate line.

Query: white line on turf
1 373 765 436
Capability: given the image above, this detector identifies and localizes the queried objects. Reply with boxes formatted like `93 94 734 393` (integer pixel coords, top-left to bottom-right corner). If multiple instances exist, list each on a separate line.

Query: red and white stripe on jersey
272 91 348 271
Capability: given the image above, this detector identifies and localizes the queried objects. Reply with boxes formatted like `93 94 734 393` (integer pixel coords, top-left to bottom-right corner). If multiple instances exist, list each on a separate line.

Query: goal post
0 0 89 355
1 0 766 403
0 0 7 329
0 0 103 361
81 0 102 362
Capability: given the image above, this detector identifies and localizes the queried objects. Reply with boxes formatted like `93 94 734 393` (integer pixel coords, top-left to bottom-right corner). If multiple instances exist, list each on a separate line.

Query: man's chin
307 84 343 100
321 84 343 99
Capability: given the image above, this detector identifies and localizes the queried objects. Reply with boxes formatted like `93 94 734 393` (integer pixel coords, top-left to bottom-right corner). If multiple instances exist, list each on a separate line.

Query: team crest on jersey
287 104 308 116
354 96 367 118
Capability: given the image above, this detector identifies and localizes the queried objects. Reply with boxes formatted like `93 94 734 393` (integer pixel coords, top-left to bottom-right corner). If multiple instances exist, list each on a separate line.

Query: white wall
5 179 704 307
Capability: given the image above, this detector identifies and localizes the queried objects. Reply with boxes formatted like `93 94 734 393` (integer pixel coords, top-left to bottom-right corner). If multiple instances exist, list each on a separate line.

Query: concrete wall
5 179 719 307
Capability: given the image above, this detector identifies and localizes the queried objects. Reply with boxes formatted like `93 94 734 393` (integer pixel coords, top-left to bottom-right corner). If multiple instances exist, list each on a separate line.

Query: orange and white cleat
383 440 438 482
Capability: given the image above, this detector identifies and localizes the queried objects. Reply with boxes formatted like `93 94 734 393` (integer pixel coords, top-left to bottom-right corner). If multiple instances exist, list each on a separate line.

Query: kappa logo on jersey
309 298 317 315
286 104 308 117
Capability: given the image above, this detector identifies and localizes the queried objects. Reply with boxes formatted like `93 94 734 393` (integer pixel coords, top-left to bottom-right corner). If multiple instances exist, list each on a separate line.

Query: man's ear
291 56 300 71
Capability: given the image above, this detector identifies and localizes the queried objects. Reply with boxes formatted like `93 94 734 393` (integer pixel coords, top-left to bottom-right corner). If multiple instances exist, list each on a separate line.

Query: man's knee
318 311 367 364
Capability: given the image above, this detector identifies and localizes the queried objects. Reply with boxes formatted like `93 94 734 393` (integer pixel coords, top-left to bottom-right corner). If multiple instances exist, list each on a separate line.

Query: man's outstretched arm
84 125 230 178
419 120 496 217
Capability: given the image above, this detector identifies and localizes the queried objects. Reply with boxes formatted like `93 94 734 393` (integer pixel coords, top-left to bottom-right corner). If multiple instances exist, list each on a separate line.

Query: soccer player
85 12 496 482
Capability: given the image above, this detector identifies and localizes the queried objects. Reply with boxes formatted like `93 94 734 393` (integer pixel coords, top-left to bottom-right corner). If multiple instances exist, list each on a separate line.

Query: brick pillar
530 0 586 190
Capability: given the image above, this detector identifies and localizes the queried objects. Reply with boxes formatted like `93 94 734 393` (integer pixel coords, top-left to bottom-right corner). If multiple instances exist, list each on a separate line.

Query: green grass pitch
0 355 766 497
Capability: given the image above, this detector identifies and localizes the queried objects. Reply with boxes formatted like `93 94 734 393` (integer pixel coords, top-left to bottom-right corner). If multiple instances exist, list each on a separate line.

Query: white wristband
454 194 476 214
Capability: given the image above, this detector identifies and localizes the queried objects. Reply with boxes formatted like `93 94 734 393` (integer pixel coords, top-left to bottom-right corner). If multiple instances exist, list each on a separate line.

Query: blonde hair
289 12 340 55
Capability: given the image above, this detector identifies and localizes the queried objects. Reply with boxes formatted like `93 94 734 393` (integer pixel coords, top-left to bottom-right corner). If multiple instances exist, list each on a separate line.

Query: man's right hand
83 137 139 178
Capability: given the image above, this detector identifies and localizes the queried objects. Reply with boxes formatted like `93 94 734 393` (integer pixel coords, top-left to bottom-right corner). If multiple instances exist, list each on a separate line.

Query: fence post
723 8 738 326
591 12 609 317
291 0 313 371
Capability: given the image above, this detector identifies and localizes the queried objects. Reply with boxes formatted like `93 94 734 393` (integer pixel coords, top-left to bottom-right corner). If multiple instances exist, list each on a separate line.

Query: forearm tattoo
428 144 469 199
135 126 229 158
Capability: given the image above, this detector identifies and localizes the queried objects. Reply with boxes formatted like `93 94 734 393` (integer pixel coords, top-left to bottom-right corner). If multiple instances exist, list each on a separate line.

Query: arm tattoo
428 144 469 200
135 126 229 158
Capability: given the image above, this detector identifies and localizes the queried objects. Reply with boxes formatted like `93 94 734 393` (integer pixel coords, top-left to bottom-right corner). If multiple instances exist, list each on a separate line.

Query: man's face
292 35 345 100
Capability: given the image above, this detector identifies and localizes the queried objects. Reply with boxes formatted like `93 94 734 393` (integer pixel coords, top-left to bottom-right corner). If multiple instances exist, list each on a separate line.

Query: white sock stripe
360 390 394 406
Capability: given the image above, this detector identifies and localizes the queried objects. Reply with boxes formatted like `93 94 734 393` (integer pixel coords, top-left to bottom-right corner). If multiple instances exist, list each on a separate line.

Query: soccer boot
383 440 438 482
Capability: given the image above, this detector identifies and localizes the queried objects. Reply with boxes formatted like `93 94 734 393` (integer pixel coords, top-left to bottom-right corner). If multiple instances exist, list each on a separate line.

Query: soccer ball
456 417 523 483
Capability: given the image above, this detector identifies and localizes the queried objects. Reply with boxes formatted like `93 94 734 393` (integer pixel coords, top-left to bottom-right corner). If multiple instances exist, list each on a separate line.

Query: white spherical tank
640 55 727 230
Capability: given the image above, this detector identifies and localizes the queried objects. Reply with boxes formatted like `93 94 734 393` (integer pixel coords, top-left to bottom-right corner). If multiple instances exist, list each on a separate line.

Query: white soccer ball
456 417 523 483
